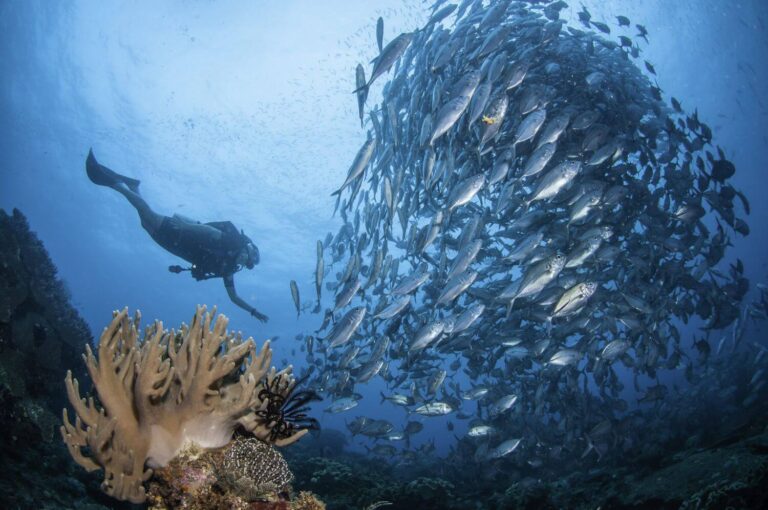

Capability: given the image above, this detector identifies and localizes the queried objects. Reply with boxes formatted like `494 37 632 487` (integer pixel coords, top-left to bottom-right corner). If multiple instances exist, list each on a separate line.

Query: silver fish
376 16 384 53
325 397 359 413
374 295 411 319
468 425 495 437
452 303 485 333
500 253 566 306
334 279 361 312
467 82 492 125
489 438 522 458
429 94 472 145
410 320 446 351
333 138 377 195
548 349 582 366
354 32 414 96
436 270 478 306
414 401 454 416
447 174 486 210
327 306 367 348
514 109 547 146
290 280 300 318
522 142 557 178
601 339 630 362
536 113 571 148
447 239 482 280
480 93 509 146
552 281 597 317
392 267 430 295
355 64 367 128
527 160 581 205
489 394 518 416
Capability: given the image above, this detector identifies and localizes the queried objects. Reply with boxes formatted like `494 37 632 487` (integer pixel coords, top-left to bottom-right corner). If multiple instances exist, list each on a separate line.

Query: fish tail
352 83 370 95
506 298 516 318
332 191 342 218
522 199 531 212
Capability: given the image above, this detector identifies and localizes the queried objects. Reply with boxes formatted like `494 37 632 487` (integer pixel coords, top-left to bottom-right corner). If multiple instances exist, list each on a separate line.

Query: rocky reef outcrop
0 208 114 509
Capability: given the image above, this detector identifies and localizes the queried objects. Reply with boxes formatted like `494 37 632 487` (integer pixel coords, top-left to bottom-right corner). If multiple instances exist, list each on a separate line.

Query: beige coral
60 305 307 503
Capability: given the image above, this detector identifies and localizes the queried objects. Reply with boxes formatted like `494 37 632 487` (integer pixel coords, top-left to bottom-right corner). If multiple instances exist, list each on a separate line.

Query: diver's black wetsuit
153 217 246 280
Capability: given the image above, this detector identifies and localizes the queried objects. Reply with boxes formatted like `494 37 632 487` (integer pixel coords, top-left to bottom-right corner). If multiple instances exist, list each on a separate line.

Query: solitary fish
290 280 300 318
314 240 324 313
355 64 367 128
376 16 384 53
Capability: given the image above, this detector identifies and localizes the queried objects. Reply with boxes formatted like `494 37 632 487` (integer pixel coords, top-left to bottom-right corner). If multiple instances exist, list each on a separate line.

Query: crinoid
256 375 322 442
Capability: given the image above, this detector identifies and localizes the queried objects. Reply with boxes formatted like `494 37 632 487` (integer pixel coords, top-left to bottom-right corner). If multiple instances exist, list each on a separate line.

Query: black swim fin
86 148 141 193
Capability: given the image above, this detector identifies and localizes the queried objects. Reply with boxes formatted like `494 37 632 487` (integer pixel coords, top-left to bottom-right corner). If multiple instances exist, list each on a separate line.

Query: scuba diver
85 149 269 322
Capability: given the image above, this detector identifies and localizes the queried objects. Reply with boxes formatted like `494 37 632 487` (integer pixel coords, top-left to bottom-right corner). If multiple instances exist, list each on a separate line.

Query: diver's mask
244 243 259 269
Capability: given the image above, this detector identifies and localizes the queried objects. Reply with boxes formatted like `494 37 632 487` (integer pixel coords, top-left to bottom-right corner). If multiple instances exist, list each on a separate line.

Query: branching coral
60 305 308 503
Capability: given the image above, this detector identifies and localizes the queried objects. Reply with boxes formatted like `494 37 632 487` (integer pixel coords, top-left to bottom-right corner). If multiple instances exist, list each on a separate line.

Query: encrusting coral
60 305 308 503
219 436 294 500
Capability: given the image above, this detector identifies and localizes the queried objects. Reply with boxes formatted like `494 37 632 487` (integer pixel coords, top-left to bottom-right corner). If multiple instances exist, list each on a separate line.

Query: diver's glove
168 265 186 274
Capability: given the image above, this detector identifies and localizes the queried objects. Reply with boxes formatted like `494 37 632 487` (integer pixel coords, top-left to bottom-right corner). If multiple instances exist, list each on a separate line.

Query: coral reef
292 491 326 510
61 305 308 503
0 208 115 509
219 436 294 500
146 436 324 510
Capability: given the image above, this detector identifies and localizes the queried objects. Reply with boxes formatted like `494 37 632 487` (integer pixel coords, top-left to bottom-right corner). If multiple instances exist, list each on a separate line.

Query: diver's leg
86 149 163 233
111 185 164 234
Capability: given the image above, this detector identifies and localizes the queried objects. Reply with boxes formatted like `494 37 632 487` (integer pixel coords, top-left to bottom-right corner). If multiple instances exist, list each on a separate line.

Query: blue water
1 0 767 471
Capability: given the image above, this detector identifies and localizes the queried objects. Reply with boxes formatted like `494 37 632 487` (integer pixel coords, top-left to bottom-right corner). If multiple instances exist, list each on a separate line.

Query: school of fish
289 0 761 468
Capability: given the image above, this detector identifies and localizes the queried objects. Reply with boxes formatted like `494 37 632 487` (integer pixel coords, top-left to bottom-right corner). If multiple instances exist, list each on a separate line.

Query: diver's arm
223 274 269 323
